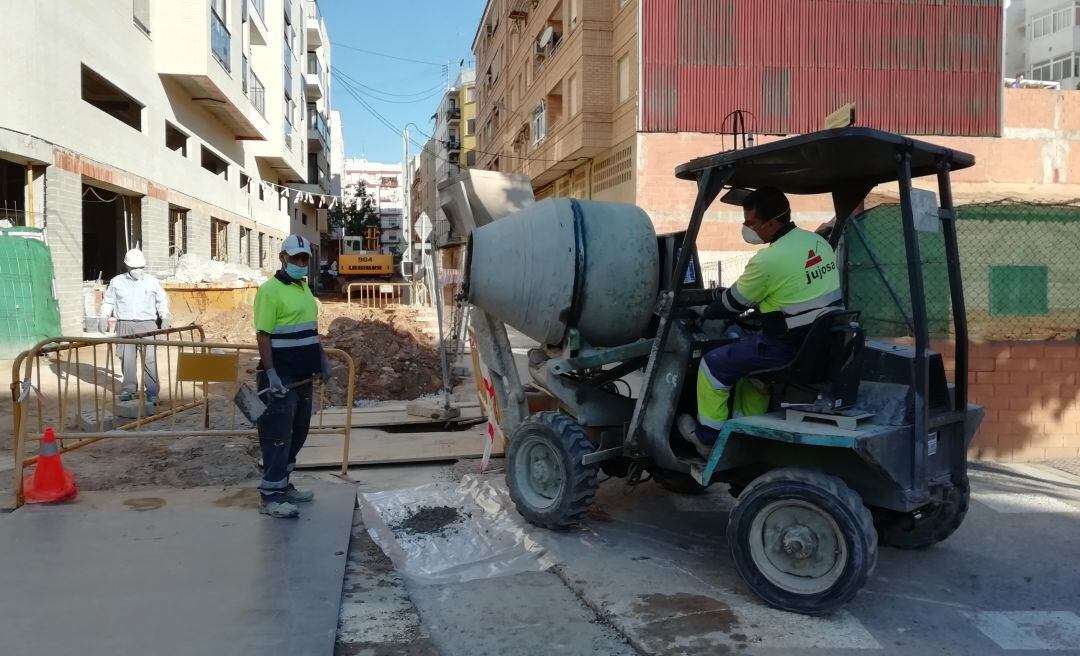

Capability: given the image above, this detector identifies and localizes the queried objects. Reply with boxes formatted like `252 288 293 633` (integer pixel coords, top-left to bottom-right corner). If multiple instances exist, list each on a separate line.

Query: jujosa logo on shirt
804 250 836 284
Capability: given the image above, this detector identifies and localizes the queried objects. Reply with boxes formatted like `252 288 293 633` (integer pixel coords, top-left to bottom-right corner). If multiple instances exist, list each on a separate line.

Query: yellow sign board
176 352 240 383
824 103 856 130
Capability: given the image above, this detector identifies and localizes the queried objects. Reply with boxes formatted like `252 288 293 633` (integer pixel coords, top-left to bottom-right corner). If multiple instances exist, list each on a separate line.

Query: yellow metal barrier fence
9 325 355 507
346 281 421 309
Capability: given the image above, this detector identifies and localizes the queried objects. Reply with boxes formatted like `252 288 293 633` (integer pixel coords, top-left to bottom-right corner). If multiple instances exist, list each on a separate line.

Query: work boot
118 391 134 402
677 415 716 459
259 499 300 518
284 484 314 503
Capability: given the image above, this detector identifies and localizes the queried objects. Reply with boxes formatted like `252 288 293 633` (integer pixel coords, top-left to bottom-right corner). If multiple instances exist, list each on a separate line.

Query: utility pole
402 126 413 285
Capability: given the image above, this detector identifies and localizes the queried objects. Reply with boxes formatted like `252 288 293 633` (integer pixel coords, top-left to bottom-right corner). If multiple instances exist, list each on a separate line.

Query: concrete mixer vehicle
460 128 983 615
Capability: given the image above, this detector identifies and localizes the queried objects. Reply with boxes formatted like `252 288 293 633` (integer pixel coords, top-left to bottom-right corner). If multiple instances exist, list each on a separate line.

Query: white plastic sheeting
359 475 555 584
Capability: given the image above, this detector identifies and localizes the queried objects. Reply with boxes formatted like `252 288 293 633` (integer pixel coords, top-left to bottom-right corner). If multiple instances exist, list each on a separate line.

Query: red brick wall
940 341 1080 462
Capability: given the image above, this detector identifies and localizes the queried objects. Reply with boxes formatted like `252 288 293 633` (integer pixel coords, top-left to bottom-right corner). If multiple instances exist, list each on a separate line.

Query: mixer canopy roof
673 127 975 196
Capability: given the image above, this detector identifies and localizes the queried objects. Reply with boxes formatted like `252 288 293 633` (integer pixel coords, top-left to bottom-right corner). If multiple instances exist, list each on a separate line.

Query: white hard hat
282 235 312 256
124 249 146 268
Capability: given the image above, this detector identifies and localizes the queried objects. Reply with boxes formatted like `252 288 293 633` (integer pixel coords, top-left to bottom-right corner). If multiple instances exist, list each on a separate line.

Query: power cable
331 41 445 67
333 68 446 98
336 74 590 167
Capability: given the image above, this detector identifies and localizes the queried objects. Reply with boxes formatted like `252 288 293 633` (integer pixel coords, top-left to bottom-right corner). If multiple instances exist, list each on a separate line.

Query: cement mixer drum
467 198 660 346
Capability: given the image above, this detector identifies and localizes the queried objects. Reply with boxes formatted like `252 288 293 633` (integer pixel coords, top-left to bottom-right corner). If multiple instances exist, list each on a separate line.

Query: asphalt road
342 460 1080 656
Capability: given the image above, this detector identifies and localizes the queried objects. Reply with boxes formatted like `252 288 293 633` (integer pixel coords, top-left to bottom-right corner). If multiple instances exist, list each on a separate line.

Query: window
201 146 229 180
466 118 476 136
567 73 579 117
466 86 476 103
81 65 143 131
239 226 251 266
133 0 150 34
466 151 477 167
240 172 250 191
302 212 308 225
168 208 188 259
258 182 265 201
211 218 229 261
258 232 266 268
532 101 546 145
1032 53 1078 82
617 54 631 102
165 122 188 156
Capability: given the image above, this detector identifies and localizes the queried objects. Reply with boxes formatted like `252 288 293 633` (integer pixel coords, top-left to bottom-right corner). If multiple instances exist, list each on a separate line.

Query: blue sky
322 0 488 164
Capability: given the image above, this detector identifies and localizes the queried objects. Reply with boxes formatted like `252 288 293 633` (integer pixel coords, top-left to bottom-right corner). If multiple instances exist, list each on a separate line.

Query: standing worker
679 187 842 455
100 248 171 404
253 235 334 518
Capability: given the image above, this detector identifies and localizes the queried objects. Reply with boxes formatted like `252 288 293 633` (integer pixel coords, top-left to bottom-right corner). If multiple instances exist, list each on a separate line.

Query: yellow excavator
332 230 394 289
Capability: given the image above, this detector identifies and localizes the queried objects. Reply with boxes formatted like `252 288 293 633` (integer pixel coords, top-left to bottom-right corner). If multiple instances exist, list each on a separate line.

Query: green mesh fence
844 203 1080 342
0 228 61 358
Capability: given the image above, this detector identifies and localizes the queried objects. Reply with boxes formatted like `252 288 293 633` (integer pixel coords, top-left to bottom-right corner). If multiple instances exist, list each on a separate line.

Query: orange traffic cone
24 428 77 504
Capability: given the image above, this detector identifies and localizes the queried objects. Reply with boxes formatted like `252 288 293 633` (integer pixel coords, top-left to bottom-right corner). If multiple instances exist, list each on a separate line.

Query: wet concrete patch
391 505 467 537
213 488 259 509
123 497 166 511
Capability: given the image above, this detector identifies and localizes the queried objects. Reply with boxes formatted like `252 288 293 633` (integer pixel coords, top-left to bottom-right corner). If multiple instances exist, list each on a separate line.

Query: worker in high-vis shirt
100 248 171 403
678 187 842 457
253 234 334 519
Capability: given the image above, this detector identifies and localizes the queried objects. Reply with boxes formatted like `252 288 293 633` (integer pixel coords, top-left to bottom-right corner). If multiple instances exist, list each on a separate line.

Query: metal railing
306 0 322 22
9 325 356 508
210 9 231 72
248 66 266 117
446 107 462 121
307 53 328 90
308 103 329 142
346 282 421 309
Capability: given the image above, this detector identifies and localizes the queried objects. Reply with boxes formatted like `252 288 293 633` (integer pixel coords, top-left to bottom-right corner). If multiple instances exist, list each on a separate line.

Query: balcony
305 53 326 100
447 138 461 152
248 0 268 45
446 107 461 122
156 3 266 139
211 10 231 73
307 104 329 148
306 1 325 48
243 57 267 117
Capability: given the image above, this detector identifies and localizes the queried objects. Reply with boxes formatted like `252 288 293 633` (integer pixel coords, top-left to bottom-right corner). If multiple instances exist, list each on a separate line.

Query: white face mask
129 268 145 280
741 225 765 245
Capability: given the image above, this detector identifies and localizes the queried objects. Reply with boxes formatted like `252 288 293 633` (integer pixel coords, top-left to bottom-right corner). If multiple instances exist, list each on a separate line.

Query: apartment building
409 141 439 242
1006 0 1080 87
471 0 1004 254
0 0 336 334
432 70 478 185
329 110 345 198
292 0 332 252
342 158 405 255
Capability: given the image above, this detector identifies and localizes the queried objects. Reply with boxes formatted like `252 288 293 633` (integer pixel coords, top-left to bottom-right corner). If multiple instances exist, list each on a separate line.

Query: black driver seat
748 310 864 414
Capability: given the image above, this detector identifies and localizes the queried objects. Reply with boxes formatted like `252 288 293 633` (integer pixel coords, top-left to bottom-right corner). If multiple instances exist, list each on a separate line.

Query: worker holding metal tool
253 235 334 518
678 187 843 456
100 248 171 404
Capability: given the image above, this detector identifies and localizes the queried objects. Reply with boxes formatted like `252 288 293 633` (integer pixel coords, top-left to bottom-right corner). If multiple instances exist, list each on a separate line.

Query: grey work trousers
116 319 160 396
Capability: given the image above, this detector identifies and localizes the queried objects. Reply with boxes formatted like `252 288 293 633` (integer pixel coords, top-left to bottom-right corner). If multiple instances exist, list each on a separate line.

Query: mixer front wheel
507 412 598 530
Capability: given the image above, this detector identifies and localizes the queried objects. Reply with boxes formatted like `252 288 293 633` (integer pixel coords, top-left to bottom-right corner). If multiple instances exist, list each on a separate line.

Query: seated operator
678 187 842 457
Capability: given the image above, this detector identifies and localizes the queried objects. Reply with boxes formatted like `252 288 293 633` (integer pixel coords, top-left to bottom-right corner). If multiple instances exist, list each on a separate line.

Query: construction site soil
0 302 444 501
195 301 443 406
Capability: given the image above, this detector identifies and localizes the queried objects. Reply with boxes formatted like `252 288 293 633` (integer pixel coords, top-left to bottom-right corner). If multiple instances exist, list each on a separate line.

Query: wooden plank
313 401 483 428
294 428 502 468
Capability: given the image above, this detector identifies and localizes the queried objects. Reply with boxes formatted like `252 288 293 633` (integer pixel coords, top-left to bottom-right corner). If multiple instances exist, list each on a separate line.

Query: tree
328 182 380 237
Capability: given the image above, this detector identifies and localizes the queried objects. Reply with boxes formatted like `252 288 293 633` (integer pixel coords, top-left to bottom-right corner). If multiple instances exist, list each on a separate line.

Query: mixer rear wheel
507 412 598 530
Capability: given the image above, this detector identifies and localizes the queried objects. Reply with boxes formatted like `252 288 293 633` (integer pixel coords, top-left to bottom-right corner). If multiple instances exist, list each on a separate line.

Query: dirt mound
322 308 443 405
194 301 442 406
